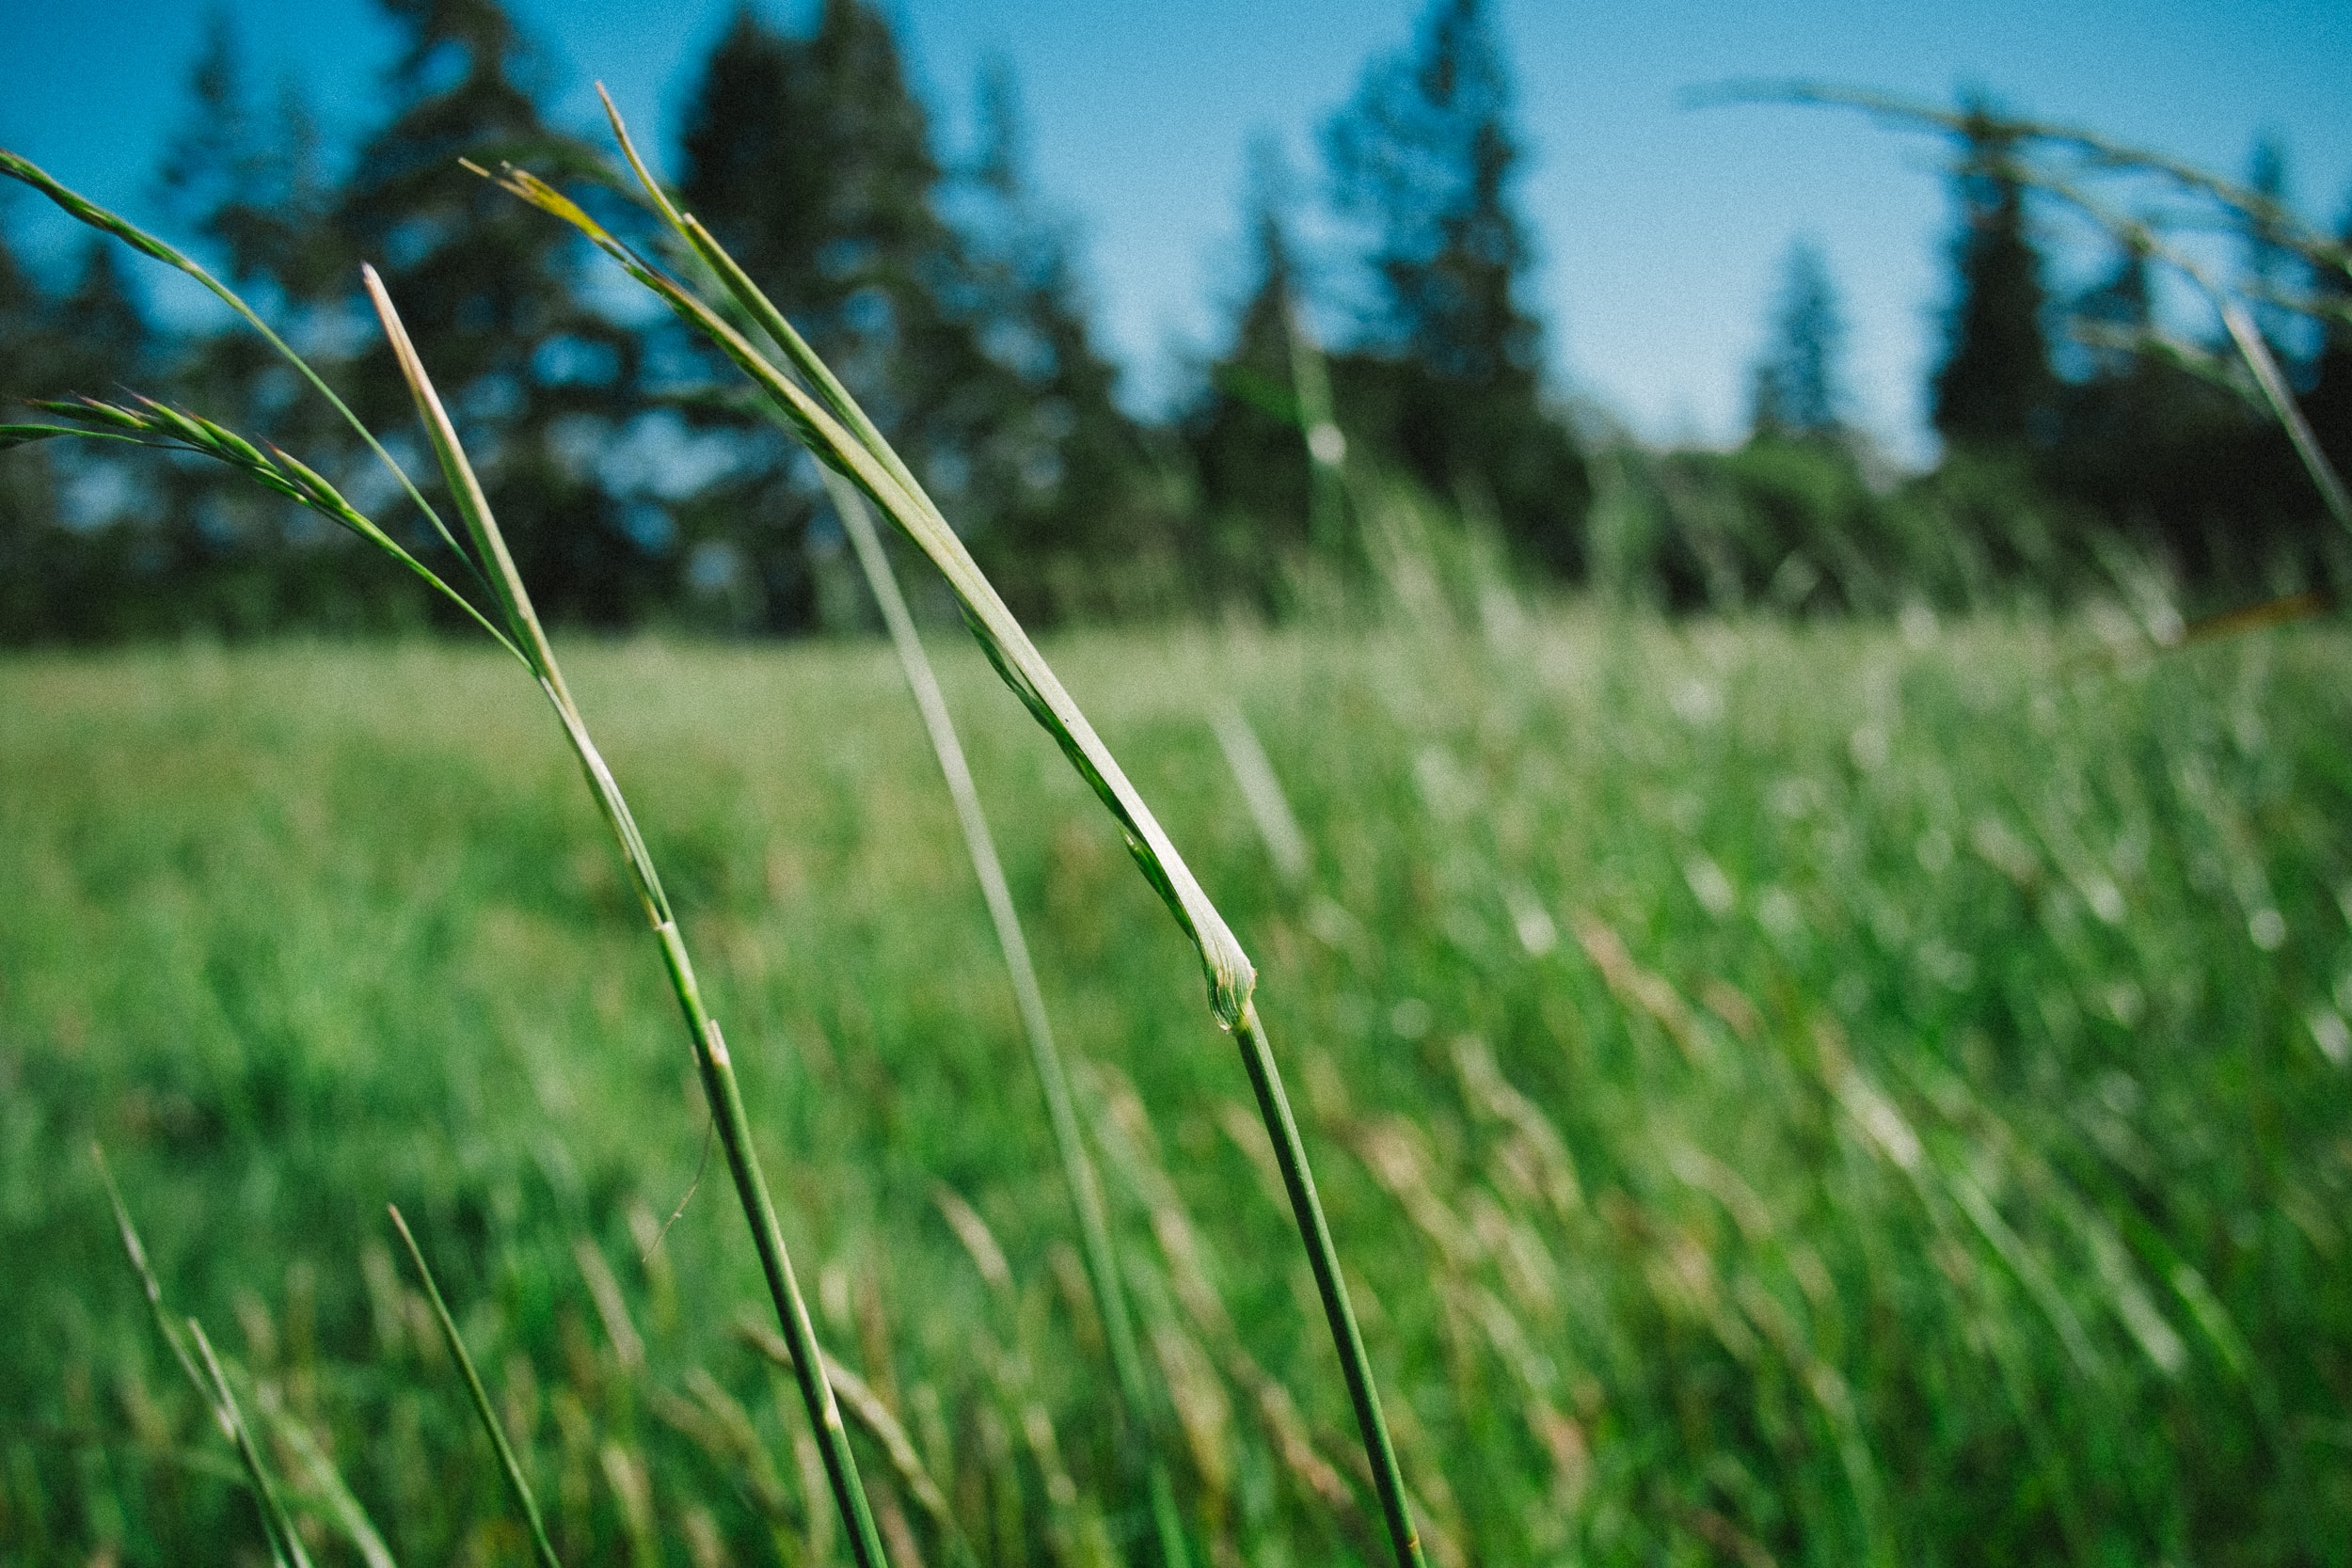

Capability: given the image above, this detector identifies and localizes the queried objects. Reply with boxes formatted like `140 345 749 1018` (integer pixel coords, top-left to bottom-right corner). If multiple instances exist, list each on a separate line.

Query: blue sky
2 0 2348 464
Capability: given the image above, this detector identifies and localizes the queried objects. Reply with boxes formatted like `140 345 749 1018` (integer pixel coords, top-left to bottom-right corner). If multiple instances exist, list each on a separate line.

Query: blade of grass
92 1147 312 1568
823 469 1192 1568
736 1318 980 1568
2 397 523 663
186 1322 317 1568
386 1206 561 1568
259 1397 399 1568
360 272 891 1568
2220 300 2352 540
491 105 1427 1568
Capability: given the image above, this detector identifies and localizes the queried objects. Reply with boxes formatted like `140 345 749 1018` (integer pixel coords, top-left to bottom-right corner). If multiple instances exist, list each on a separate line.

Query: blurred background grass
4 609 2348 1564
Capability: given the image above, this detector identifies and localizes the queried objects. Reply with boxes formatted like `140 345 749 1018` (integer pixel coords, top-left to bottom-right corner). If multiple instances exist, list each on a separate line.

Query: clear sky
2 0 2348 464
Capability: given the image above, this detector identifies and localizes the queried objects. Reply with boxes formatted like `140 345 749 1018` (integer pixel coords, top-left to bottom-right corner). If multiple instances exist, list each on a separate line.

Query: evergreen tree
1185 136 1320 596
0 205 81 641
341 0 660 627
148 12 362 634
2302 197 2352 482
1749 239 1848 444
1931 102 2056 454
676 0 977 631
1323 0 1586 575
156 10 339 298
2240 134 2303 369
678 16 1160 626
953 60 1166 618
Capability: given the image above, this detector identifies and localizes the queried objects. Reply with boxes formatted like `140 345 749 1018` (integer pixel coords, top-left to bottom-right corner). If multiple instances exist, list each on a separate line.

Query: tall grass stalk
361 266 893 1568
4 155 895 1568
388 1206 561 1568
823 469 1192 1568
481 92 1426 1567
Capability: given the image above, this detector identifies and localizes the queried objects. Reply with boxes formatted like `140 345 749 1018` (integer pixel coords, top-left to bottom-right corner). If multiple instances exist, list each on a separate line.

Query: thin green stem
1232 1002 1424 1568
2220 300 2352 540
826 472 1191 1568
388 1206 562 1568
360 274 893 1568
187 1321 315 1568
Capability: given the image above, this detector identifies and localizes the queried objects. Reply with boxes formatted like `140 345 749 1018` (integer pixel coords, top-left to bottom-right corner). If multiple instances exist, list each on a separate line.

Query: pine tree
149 11 358 634
1749 239 1848 444
1184 138 1338 604
1931 102 2056 454
2302 198 2352 481
1322 0 1586 575
341 0 660 627
156 11 339 297
953 60 1163 617
1327 0 1535 384
2241 134 2303 369
0 205 81 641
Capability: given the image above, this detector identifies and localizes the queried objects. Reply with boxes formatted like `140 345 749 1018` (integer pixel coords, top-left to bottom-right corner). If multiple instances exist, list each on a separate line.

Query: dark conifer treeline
3 0 2348 641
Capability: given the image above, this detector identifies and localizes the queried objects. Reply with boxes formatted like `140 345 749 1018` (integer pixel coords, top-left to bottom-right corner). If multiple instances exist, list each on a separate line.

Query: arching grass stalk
0 150 506 616
476 91 1426 1568
821 470 1192 1568
1 156 893 1568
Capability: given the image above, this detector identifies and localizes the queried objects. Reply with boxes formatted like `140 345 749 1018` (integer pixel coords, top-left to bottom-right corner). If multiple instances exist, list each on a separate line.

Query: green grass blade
824 470 1192 1568
261 1401 399 1568
92 1147 312 1568
386 1206 561 1568
6 402 525 664
362 270 893 1568
488 103 1425 1568
1230 1001 1422 1568
186 1321 317 1568
738 1318 981 1568
476 149 1255 1034
2220 300 2352 540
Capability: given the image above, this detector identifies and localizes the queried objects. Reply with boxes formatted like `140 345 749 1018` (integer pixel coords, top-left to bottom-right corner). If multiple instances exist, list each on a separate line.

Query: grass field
3 611 2349 1566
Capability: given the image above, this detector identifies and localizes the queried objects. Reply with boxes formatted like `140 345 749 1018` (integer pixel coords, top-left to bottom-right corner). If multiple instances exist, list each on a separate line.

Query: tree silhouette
341 0 660 628
1749 239 1849 444
1323 0 1587 575
1931 102 2056 454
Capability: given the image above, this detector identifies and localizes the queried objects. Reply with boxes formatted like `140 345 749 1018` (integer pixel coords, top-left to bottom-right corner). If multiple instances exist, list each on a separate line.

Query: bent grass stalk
5 156 894 1568
477 92 1425 1567
823 469 1192 1568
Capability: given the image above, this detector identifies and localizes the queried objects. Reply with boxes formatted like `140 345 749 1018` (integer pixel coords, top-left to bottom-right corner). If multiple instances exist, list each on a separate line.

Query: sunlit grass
6 610 2347 1564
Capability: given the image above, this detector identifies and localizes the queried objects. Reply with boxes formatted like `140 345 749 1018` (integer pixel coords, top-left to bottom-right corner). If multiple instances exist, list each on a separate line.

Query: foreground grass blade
2220 301 2352 539
479 99 1428 1568
187 1321 318 1568
360 271 892 1568
93 1148 312 1568
387 1206 561 1568
824 471 1192 1568
0 396 522 663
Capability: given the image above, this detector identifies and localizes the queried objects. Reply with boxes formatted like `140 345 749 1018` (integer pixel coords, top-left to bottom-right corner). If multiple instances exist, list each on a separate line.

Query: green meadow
4 612 2349 1565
